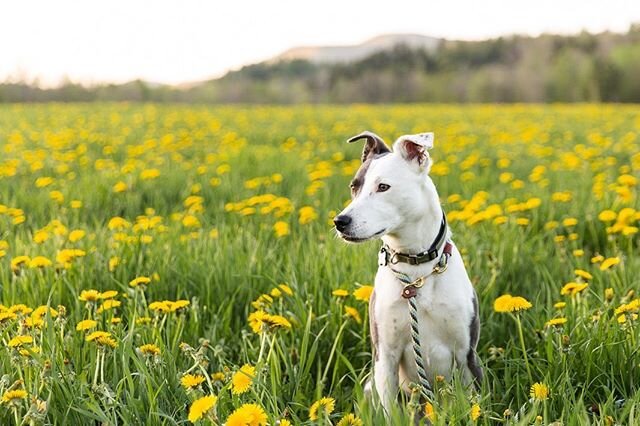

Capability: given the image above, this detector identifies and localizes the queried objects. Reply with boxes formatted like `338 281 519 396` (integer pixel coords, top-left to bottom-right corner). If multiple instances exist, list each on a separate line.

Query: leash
377 212 452 401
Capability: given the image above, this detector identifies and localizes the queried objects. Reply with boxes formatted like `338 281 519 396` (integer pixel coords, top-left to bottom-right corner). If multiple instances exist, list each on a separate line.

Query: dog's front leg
374 344 401 414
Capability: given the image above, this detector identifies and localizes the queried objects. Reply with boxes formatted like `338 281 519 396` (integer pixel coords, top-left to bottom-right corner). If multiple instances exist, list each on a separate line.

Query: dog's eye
377 183 390 192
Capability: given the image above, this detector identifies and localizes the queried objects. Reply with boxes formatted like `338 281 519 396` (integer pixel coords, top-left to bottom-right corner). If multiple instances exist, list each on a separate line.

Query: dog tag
378 248 387 266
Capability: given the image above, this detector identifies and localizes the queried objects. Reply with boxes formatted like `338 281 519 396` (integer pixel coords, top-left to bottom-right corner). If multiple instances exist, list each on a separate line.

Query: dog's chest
373 267 470 348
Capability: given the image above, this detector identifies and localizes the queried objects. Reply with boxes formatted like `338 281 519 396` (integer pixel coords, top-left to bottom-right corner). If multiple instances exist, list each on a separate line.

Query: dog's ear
347 131 391 163
393 132 434 169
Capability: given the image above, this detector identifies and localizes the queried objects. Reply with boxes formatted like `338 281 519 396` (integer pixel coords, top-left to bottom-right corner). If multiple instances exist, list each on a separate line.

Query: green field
0 103 639 425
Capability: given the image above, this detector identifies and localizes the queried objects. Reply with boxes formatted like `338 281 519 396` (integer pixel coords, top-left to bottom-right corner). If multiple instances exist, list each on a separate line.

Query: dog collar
378 212 448 267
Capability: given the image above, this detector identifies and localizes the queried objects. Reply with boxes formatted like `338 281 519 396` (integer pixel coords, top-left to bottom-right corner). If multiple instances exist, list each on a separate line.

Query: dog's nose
333 215 352 232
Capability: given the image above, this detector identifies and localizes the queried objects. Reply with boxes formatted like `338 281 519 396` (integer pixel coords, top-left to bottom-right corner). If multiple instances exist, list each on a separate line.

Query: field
0 103 639 425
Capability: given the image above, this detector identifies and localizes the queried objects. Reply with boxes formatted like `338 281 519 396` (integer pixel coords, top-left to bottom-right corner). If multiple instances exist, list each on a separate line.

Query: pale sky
1 0 639 86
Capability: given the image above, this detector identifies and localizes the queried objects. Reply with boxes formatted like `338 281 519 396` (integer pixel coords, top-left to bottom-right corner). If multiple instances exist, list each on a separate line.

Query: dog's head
334 130 436 243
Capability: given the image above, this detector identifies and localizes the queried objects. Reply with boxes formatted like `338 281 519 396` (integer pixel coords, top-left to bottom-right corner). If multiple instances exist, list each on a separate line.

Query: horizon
1 0 639 88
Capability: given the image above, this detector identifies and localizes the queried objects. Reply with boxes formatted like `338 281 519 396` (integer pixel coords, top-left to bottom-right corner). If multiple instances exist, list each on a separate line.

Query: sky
1 0 639 87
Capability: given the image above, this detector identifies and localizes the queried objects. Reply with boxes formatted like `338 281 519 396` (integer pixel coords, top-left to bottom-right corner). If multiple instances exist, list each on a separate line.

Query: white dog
334 131 482 413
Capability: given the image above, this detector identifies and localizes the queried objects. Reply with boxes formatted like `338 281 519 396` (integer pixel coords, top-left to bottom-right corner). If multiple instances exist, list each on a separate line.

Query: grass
0 103 638 425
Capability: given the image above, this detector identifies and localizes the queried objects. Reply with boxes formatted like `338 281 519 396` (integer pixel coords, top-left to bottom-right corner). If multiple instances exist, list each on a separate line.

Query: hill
1 25 640 103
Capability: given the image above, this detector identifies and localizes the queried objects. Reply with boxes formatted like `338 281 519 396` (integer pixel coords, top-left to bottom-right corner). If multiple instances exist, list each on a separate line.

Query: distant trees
2 26 640 103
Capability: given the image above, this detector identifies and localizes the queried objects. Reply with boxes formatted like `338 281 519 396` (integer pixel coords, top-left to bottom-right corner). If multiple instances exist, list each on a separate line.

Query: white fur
336 133 479 414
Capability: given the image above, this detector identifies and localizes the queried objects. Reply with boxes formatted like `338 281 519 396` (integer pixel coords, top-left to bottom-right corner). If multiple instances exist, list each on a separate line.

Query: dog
333 131 482 414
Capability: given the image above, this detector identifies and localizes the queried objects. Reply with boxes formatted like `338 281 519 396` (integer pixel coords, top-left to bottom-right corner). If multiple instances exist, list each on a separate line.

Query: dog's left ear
393 132 434 170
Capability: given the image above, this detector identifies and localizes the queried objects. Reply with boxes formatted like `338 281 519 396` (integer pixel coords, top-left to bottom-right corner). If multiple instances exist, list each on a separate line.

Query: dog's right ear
347 131 391 163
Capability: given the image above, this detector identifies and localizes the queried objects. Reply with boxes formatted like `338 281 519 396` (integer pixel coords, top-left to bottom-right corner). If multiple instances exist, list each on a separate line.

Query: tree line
2 25 640 103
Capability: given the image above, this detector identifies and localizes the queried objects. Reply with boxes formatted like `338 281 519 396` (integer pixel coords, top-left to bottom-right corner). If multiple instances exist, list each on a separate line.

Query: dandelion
530 382 549 401
545 317 567 327
96 299 121 314
600 257 620 271
470 403 481 421
226 403 267 426
273 221 290 237
598 210 617 222
560 282 588 296
181 374 206 389
344 306 362 324
494 294 533 382
188 395 218 423
79 290 101 302
554 302 566 309
76 319 97 331
332 289 349 297
113 181 128 192
424 402 436 421
493 295 532 312
298 206 318 224
231 364 256 395
29 256 52 268
574 269 593 280
68 229 86 242
604 288 614 302
129 276 151 287
1 389 27 404
248 310 292 333
353 285 374 302
138 344 161 356
309 396 335 421
337 413 363 426
8 335 33 348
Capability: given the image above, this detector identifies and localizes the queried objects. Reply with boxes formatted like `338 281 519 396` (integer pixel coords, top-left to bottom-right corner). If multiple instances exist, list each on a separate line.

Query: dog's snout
333 215 352 232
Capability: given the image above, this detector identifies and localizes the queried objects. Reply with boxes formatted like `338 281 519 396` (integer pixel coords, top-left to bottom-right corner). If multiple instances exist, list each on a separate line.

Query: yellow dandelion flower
604 288 614 301
188 395 218 423
309 396 335 421
1 389 27 404
8 304 32 315
278 284 293 296
332 289 349 297
231 364 256 395
100 290 118 300
76 319 97 331
8 335 33 347
344 306 362 324
79 289 101 302
86 331 111 342
96 299 121 314
298 206 318 225
470 403 481 421
279 419 292 426
226 403 267 426
493 295 532 313
562 217 578 227
273 221 290 237
353 285 374 302
554 302 566 309
573 249 584 257
560 282 588 296
530 382 549 401
600 257 620 271
113 181 128 193
424 402 436 421
129 276 151 287
181 374 206 389
574 269 593 280
598 210 617 222
211 372 225 382
29 256 52 268
337 413 363 426
138 344 160 356
591 254 604 263
545 317 567 327
68 229 86 242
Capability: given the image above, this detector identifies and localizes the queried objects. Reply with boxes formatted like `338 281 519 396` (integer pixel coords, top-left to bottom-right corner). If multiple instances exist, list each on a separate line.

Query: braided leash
392 248 451 400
